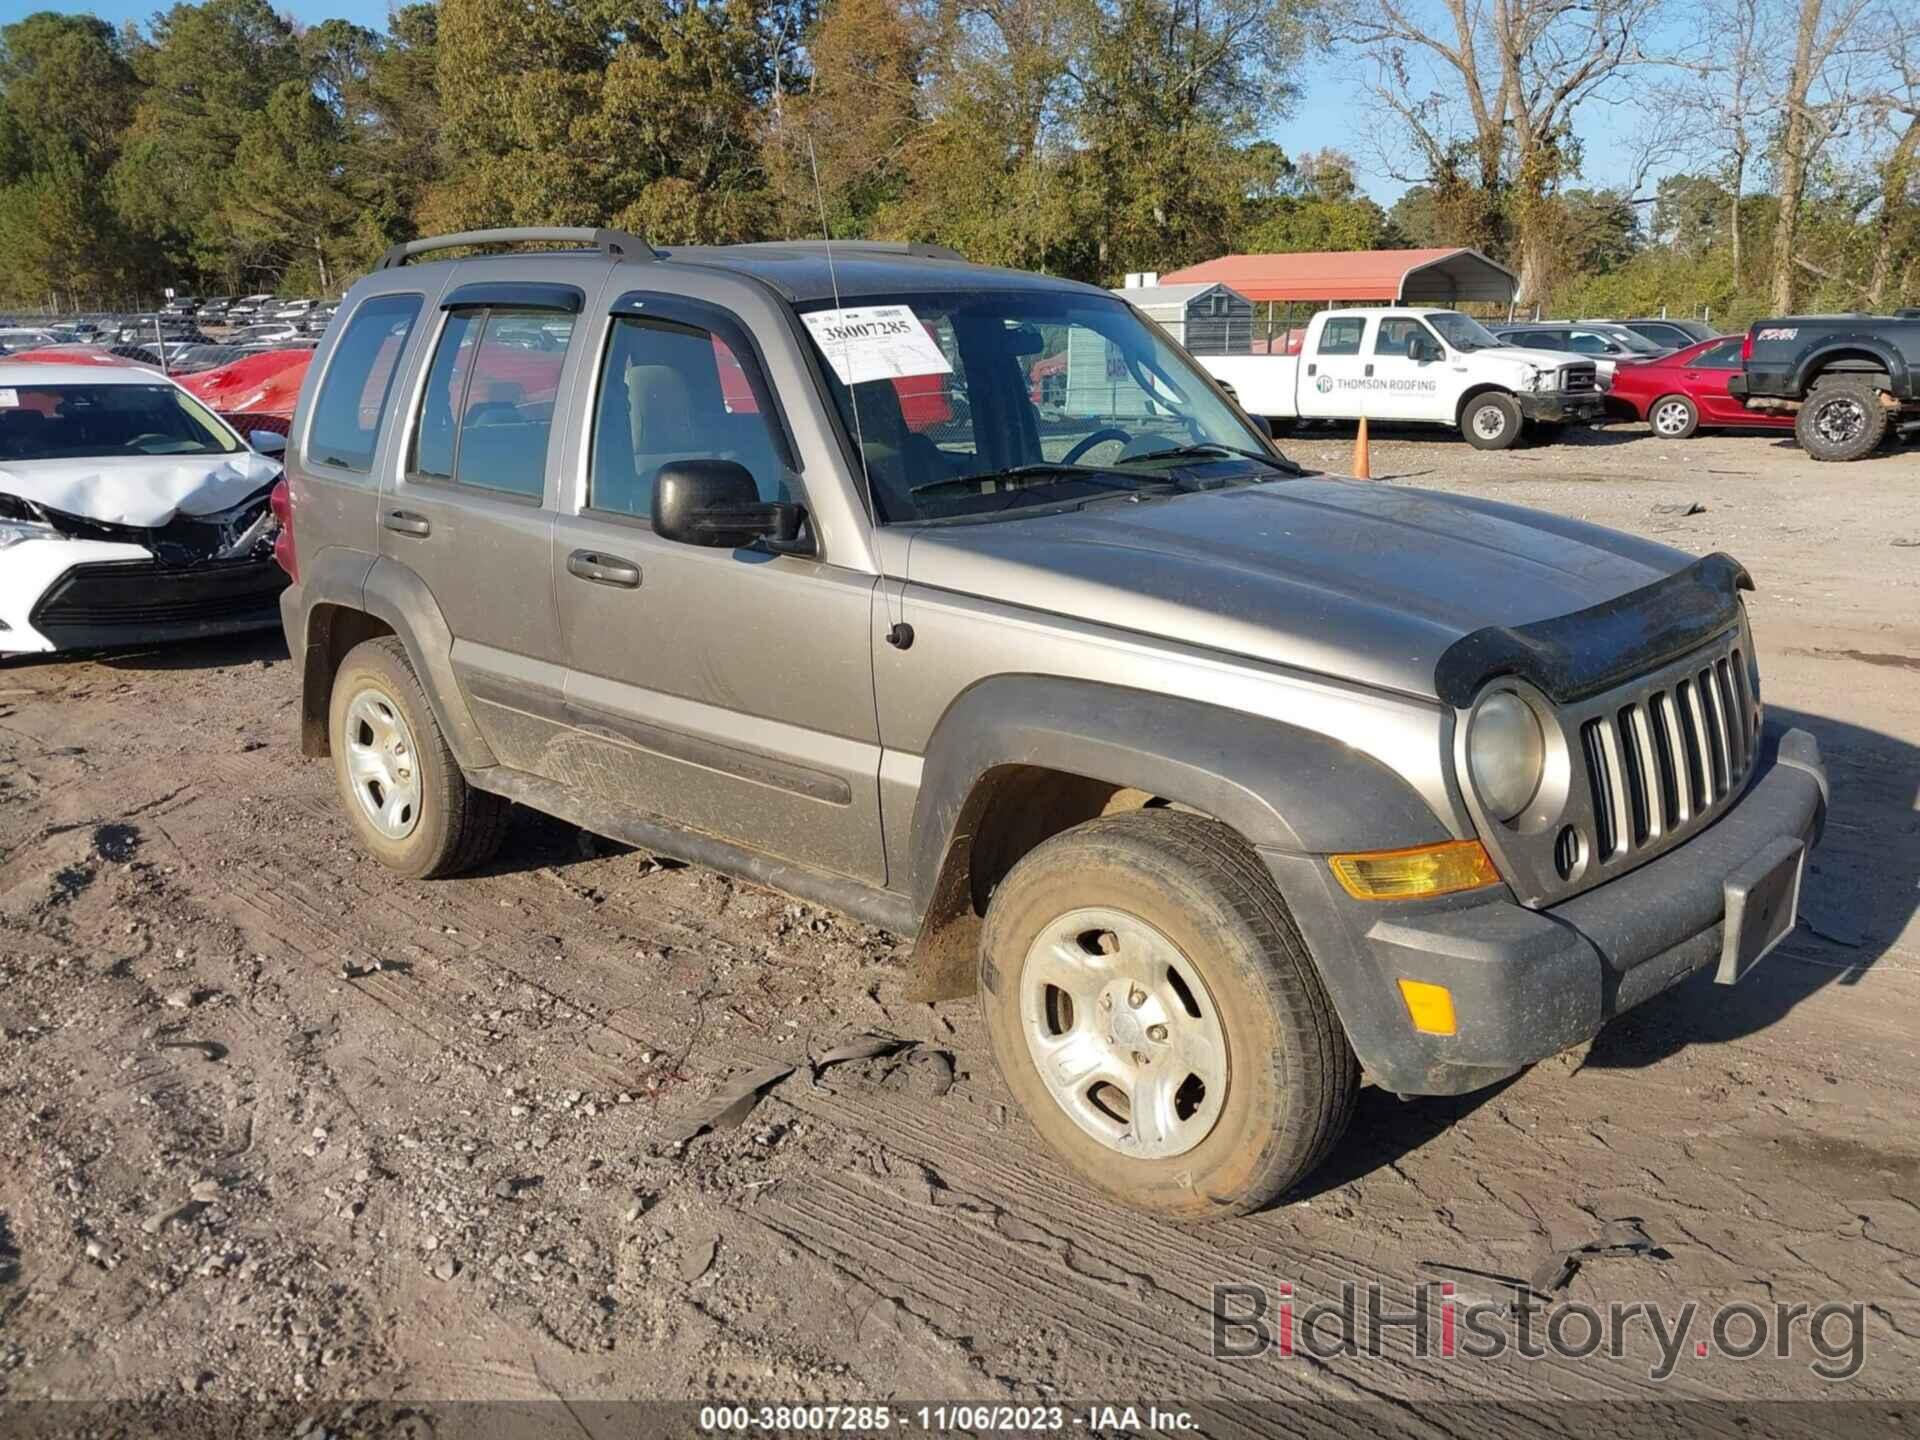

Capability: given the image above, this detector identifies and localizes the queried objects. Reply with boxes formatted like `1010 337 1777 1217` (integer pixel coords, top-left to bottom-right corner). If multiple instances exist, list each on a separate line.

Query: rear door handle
384 510 431 537
567 550 641 588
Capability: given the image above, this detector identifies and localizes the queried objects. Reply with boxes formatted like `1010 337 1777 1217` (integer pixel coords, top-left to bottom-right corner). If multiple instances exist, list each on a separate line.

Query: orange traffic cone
1352 415 1372 480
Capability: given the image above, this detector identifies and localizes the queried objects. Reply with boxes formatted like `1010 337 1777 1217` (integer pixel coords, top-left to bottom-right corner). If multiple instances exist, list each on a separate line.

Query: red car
1607 335 1794 439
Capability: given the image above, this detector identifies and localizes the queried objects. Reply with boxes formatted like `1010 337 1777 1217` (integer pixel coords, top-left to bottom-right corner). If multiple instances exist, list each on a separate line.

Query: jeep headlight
1466 691 1545 821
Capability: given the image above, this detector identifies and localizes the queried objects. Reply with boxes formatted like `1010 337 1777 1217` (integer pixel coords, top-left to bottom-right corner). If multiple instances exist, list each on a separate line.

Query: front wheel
1461 392 1522 450
979 811 1358 1220
1649 394 1700 439
1796 376 1889 461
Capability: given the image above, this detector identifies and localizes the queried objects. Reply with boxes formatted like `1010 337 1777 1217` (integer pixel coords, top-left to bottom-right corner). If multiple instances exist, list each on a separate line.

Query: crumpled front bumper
1264 725 1828 1097
0 536 285 654
1517 389 1606 424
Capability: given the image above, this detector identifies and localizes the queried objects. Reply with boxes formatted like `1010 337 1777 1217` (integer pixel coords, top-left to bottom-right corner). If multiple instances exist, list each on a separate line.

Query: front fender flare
902 675 1451 999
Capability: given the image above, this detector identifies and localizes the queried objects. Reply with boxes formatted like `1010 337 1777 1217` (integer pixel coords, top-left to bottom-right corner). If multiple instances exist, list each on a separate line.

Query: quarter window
1318 317 1366 355
588 316 789 519
306 293 422 472
407 307 572 499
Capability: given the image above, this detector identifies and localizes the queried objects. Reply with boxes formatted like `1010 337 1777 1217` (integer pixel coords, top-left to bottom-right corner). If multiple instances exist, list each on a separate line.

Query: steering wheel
1062 427 1133 465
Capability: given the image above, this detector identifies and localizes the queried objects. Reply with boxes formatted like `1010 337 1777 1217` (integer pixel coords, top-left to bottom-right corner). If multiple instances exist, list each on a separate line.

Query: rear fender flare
1791 340 1907 396
357 557 497 770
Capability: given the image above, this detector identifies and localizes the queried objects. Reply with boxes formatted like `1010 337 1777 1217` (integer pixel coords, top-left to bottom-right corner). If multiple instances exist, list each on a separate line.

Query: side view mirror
1407 334 1440 362
653 459 810 554
250 429 287 456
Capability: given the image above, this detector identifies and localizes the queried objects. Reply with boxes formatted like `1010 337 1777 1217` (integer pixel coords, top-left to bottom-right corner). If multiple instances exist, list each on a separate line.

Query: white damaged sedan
0 362 289 657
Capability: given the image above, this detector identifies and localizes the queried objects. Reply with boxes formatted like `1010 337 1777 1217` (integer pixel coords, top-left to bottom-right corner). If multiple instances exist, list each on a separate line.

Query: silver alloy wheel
1652 399 1693 436
1018 907 1229 1159
343 686 423 840
1814 396 1867 445
1472 403 1508 440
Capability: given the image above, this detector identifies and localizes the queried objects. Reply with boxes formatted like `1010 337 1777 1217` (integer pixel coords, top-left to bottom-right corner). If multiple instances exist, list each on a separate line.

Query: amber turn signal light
1327 839 1501 901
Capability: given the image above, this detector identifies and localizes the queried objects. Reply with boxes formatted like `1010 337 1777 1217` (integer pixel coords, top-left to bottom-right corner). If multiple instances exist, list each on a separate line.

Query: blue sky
10 0 1661 210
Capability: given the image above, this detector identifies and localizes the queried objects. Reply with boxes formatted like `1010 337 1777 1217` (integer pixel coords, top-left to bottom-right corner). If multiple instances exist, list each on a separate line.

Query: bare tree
1768 0 1879 309
1664 0 1775 287
1864 11 1919 306
1324 0 1667 303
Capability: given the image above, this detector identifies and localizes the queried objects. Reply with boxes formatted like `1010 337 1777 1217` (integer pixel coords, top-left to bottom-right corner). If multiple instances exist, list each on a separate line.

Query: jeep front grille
1578 644 1758 866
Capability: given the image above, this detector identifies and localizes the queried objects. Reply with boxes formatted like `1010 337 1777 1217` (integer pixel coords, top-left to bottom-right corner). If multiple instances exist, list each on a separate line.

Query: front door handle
1364 363 1375 377
567 549 641 588
384 509 431 537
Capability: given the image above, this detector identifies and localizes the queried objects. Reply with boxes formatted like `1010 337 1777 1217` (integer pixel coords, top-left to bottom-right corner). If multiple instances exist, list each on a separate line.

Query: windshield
1426 312 1503 352
1603 327 1667 355
800 290 1278 523
0 383 241 461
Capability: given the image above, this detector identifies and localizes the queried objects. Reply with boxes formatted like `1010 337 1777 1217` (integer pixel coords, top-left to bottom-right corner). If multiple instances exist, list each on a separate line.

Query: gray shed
1113 281 1256 355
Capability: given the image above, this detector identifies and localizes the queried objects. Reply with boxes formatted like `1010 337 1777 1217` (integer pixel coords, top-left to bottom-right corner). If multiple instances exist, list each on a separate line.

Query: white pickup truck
1196 307 1605 450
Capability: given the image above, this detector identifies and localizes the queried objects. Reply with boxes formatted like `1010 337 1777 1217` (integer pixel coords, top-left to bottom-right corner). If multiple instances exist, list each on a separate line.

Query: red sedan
1607 335 1795 439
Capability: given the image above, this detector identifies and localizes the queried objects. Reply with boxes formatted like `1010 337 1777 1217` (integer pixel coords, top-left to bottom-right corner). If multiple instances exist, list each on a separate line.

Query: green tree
0 11 144 304
110 0 304 287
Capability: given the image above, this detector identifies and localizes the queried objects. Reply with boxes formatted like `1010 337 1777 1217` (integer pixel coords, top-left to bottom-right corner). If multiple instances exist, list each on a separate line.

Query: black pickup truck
1731 309 1920 461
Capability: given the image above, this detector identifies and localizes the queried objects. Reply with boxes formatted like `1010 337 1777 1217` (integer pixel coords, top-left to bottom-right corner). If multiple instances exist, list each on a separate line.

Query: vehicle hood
1482 344 1573 371
906 478 1694 701
0 450 281 528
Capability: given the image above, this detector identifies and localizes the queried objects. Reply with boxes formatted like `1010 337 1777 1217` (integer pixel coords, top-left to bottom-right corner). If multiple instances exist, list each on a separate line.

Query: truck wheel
1796 376 1888 461
1649 394 1699 439
1461 393 1522 450
328 637 510 879
978 810 1358 1220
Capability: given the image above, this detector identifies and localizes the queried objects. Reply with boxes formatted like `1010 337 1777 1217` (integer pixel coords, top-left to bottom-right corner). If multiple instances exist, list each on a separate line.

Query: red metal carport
1159 248 1517 305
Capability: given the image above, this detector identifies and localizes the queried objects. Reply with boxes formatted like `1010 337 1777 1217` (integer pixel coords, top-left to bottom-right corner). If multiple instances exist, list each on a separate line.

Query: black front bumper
1517 390 1605 424
1264 726 1828 1096
30 556 289 651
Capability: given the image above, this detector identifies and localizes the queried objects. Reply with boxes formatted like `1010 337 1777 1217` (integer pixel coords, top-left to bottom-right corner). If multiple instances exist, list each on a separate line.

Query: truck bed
1199 355 1299 419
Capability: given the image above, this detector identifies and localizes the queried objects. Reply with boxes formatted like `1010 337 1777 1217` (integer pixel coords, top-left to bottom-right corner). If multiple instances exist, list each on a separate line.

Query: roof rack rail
375 228 659 271
732 239 968 263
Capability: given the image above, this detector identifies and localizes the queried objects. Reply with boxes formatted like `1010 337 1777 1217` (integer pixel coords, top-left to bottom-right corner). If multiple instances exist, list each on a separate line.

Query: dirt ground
1 418 1917 1432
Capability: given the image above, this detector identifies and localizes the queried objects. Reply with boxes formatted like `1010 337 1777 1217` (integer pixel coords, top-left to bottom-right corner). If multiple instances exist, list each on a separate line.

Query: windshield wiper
909 463 1174 498
1116 442 1301 474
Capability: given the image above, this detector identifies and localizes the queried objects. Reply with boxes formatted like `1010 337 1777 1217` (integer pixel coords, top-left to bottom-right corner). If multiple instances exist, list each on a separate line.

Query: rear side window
408 307 573 499
306 294 422 472
1318 317 1365 355
589 317 789 519
1696 339 1742 369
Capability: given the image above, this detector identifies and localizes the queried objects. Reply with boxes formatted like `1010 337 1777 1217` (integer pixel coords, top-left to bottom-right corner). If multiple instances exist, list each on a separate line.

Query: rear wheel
979 810 1358 1220
1796 375 1888 462
1461 392 1522 450
328 637 509 878
1649 394 1699 439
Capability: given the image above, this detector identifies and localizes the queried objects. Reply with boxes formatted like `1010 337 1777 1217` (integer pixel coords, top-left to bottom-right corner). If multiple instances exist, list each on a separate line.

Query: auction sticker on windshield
803 305 953 386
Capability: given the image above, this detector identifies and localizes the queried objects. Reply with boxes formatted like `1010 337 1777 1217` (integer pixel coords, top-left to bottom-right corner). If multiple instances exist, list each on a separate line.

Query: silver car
275 229 1828 1220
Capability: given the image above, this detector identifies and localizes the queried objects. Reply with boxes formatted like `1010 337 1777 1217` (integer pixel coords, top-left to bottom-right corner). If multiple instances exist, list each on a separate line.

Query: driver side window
1375 318 1436 355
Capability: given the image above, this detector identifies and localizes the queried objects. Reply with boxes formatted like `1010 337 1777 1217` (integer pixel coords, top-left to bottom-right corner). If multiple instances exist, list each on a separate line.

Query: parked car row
1188 302 1917 461
160 293 339 331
